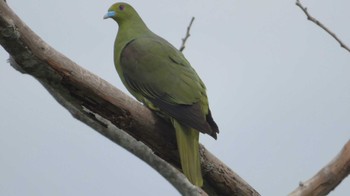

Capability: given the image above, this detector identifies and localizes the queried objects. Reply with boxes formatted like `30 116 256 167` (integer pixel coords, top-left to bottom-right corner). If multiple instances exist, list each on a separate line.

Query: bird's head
103 2 138 24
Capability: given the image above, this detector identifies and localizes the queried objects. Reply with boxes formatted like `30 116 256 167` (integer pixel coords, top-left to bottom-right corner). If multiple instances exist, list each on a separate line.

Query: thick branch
26 74 203 196
0 1 259 196
289 140 350 196
296 0 350 53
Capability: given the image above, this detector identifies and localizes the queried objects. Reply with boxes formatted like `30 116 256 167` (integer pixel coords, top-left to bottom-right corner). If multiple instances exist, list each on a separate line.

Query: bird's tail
172 119 203 187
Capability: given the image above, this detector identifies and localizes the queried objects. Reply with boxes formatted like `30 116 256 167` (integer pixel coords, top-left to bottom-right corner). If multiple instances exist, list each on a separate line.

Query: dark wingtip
206 109 219 139
211 132 218 140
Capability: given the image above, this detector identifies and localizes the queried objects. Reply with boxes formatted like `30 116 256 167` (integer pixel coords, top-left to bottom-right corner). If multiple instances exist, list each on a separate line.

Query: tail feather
172 119 203 187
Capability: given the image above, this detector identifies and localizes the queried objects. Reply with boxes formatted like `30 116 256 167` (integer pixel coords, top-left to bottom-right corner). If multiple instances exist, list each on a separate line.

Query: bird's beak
103 11 116 19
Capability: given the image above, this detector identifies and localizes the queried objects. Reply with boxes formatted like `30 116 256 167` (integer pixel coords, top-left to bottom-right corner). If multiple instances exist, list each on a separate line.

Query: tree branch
179 17 195 52
6 69 205 196
79 104 206 196
296 0 350 53
0 1 259 195
289 140 350 196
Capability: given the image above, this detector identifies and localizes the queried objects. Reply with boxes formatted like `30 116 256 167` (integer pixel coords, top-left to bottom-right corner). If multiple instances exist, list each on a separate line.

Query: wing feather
120 36 214 134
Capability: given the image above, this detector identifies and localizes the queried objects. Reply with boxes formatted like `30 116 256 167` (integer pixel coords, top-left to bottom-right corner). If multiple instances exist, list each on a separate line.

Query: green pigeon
104 2 219 187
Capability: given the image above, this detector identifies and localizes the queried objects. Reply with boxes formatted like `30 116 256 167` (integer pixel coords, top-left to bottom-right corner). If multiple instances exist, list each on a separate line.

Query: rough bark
289 140 350 196
0 1 259 195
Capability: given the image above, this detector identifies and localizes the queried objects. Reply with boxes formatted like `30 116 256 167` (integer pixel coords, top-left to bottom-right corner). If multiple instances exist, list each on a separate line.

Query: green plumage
173 119 202 186
104 2 219 187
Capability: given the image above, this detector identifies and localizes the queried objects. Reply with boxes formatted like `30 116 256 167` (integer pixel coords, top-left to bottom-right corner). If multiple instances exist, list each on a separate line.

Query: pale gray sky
1 0 349 195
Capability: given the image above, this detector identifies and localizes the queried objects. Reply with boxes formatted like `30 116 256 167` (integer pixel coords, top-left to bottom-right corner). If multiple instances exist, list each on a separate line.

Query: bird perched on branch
104 2 219 187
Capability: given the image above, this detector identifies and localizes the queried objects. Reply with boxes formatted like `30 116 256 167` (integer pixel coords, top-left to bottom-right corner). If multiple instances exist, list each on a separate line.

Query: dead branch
289 140 350 196
0 1 259 196
179 17 195 52
296 0 350 53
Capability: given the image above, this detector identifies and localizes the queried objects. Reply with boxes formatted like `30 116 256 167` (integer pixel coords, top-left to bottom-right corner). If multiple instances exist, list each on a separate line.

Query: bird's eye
119 5 125 11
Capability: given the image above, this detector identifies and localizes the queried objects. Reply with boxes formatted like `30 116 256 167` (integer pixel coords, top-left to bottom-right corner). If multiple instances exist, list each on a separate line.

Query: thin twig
179 17 195 52
296 0 350 53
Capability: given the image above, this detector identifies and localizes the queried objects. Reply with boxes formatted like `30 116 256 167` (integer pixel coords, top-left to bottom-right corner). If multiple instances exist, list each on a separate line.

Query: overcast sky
1 0 350 195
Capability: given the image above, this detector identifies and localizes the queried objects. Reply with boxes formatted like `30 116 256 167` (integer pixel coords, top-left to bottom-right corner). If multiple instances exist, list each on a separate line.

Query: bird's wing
120 36 212 134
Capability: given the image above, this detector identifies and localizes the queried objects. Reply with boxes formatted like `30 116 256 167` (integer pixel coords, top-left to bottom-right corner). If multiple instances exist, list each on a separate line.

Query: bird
104 2 219 187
